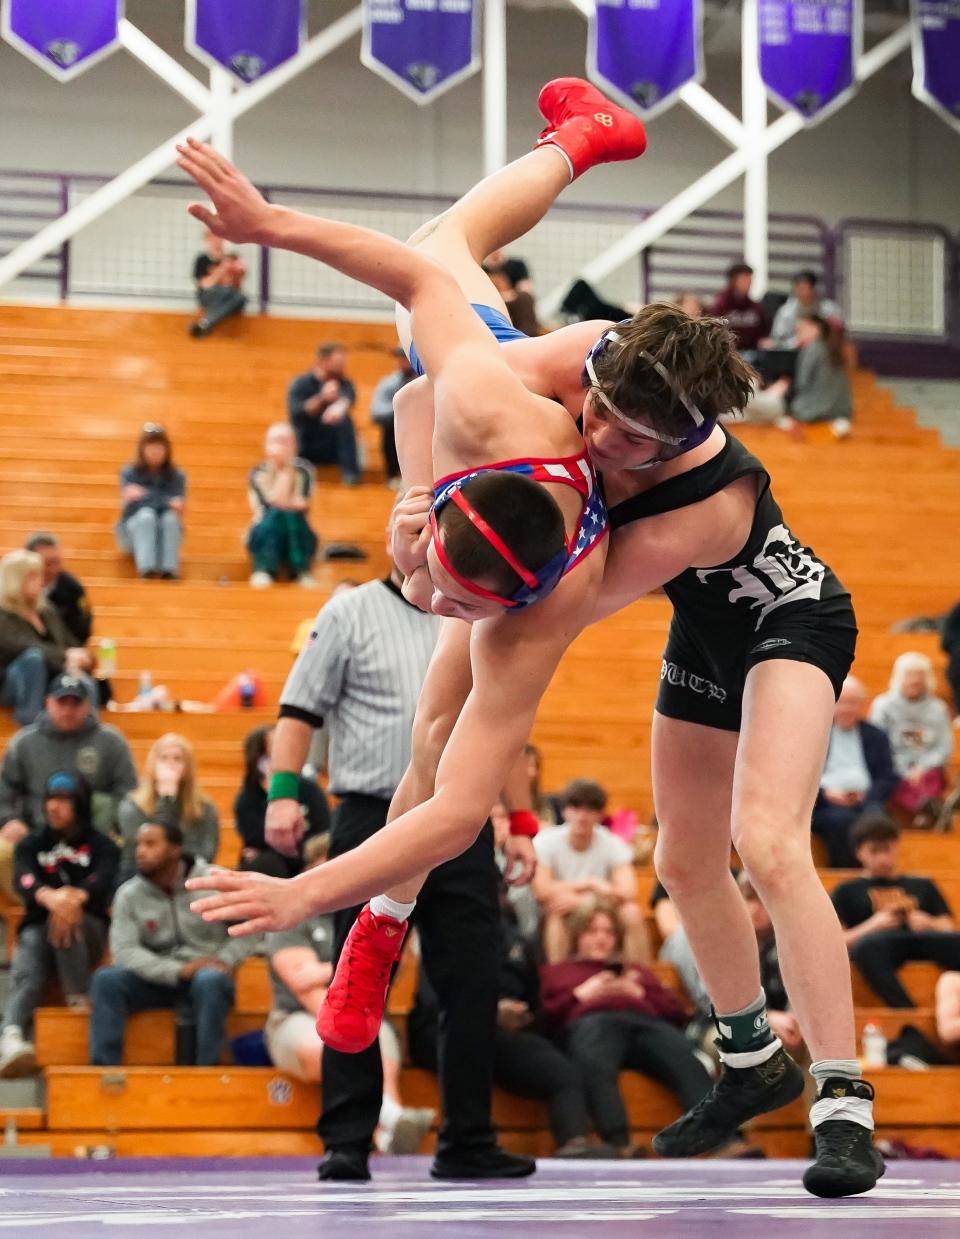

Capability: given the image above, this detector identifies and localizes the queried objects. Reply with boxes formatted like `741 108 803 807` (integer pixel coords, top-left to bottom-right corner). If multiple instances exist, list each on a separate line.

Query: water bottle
97 637 117 677
862 1022 887 1069
138 669 153 699
238 672 255 709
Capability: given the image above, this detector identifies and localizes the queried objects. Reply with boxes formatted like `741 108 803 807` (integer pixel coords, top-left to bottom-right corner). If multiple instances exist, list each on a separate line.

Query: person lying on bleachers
88 822 260 1067
0 771 118 1079
833 814 960 1009
538 901 757 1158
869 652 954 830
811 676 897 868
532 779 649 964
116 733 220 886
407 876 613 1159
0 674 136 900
935 971 960 1059
263 833 433 1155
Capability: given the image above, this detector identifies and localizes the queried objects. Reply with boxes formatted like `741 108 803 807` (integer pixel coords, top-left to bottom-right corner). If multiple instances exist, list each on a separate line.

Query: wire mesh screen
842 227 947 338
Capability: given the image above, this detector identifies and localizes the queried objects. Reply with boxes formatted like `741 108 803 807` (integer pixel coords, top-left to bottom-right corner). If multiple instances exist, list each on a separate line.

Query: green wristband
268 771 300 802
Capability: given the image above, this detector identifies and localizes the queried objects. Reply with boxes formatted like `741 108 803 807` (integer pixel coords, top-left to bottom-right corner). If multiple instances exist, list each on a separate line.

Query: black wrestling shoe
317 1148 371 1182
803 1078 885 1198
653 1046 805 1157
430 1146 536 1180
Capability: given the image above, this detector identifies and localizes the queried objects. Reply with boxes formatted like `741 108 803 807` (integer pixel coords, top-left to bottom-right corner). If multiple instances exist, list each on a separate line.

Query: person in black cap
0 770 119 1077
0 673 136 900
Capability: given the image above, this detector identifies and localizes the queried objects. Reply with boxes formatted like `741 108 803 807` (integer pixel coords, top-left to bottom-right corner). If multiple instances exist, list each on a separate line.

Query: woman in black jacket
234 725 329 878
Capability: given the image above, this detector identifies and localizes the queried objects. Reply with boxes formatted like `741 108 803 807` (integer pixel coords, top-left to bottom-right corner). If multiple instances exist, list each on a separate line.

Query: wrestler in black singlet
606 428 858 732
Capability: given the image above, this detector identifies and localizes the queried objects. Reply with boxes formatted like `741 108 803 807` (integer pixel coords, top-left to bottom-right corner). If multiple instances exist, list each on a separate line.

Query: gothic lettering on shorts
661 659 727 704
696 522 826 629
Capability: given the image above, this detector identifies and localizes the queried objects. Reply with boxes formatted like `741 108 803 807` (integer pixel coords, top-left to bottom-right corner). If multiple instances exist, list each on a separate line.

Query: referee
266 554 535 1183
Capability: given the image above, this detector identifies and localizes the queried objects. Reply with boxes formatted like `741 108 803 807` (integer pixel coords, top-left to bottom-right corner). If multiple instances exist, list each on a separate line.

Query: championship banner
587 0 704 120
912 0 960 135
758 0 862 124
185 0 304 84
1 0 122 82
362 0 479 106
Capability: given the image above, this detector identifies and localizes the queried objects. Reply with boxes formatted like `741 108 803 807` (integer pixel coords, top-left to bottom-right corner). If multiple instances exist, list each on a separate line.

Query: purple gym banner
758 0 862 124
587 0 704 120
185 0 304 84
362 0 479 106
1 0 122 82
912 0 960 135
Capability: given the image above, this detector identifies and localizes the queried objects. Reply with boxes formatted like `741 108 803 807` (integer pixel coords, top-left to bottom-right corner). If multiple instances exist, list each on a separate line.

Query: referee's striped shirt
279 577 440 799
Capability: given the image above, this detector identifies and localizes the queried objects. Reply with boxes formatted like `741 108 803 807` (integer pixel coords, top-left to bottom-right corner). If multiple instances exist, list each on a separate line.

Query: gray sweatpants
117 507 182 575
3 916 108 1035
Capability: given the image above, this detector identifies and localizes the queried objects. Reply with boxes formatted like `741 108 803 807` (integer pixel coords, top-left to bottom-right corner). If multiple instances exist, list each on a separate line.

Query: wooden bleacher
1 303 960 1159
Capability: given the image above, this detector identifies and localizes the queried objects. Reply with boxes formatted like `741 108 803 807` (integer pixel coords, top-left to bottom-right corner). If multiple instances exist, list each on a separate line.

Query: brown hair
436 471 566 599
798 312 845 369
560 777 608 812
567 898 625 957
851 812 900 850
135 424 174 473
588 302 756 436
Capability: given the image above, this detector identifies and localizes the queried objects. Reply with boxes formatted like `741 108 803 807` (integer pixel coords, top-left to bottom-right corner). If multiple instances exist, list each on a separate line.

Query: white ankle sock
809 1059 874 1131
370 894 416 923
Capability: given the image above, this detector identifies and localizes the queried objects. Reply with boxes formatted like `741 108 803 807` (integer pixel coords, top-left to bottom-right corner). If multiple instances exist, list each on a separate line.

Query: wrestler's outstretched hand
175 136 273 244
187 868 315 936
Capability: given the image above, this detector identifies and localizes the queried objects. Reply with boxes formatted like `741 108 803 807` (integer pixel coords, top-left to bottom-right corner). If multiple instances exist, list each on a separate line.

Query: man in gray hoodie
89 822 260 1066
0 674 137 898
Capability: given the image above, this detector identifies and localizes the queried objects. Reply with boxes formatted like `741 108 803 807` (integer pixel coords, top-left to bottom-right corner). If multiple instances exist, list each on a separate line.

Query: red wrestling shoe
316 903 408 1053
535 77 647 179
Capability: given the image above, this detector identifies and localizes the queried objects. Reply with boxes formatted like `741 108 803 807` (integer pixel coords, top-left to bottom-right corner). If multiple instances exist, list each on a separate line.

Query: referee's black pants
318 793 500 1158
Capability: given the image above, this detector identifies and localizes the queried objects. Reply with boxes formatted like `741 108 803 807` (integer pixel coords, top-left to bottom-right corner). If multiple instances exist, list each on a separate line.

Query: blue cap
45 770 83 799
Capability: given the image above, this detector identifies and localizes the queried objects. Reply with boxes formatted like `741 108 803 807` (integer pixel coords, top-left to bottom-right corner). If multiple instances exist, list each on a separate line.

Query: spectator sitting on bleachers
710 262 769 355
116 733 220 886
25 532 93 646
0 674 136 900
833 813 960 1009
941 599 960 717
936 971 960 1059
247 423 319 589
532 778 649 964
869 652 954 829
233 724 329 878
287 342 361 487
263 833 433 1154
485 263 541 337
768 269 842 349
0 771 119 1078
369 347 416 489
539 901 739 1158
89 822 260 1066
811 676 897 868
116 424 186 580
525 743 562 827
190 227 247 339
744 314 852 438
407 876 615 1159
0 549 79 726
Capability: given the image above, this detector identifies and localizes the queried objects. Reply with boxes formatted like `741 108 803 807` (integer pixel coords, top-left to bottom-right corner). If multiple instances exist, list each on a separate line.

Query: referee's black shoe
653 1046 805 1158
430 1146 536 1180
803 1079 885 1198
317 1147 371 1182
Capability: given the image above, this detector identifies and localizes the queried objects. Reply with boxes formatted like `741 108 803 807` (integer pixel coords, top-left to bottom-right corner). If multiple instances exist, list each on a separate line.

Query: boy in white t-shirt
532 779 650 963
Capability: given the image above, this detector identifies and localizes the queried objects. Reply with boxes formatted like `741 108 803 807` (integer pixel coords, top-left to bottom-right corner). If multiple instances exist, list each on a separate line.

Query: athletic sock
714 990 782 1067
378 1093 403 1131
370 893 416 922
810 1059 875 1131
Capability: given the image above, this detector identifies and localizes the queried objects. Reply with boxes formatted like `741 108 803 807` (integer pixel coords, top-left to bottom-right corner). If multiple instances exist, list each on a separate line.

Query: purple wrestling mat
2 1156 959 1237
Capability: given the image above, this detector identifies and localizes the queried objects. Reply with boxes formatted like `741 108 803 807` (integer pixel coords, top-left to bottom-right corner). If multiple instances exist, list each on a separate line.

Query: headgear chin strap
582 322 716 469
430 481 568 610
